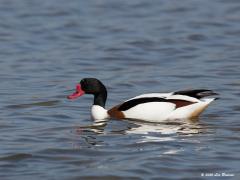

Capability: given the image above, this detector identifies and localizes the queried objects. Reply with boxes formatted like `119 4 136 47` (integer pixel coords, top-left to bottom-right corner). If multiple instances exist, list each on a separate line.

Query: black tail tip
198 91 219 98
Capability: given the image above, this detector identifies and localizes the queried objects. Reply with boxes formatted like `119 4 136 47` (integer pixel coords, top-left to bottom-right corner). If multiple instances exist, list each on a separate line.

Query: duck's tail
167 97 218 120
188 97 219 118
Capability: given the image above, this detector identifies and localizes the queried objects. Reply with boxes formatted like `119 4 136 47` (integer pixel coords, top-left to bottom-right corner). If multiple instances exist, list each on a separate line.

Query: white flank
122 102 176 122
121 96 216 122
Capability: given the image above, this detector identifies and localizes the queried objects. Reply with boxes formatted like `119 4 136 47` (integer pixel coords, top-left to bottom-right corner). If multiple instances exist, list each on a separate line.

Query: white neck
91 105 109 121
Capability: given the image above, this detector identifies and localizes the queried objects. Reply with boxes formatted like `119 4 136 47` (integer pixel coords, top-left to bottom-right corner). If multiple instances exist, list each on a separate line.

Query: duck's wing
173 89 218 99
126 89 218 102
109 91 200 114
127 93 173 101
108 95 196 120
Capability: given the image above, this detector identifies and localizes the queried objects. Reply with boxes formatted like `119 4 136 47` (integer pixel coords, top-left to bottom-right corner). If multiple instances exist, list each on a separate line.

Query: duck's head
67 78 107 107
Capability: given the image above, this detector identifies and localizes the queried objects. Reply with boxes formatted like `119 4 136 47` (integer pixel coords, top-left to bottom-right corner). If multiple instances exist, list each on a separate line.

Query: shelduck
67 78 218 122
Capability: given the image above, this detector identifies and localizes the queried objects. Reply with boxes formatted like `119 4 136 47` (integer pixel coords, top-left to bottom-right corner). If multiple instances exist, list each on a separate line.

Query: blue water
0 0 240 179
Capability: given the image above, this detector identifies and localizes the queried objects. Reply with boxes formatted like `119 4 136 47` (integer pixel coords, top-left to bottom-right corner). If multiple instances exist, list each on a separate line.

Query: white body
91 93 216 122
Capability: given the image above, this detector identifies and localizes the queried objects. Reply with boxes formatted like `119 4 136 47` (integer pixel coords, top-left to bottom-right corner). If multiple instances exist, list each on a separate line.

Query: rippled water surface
1 0 240 179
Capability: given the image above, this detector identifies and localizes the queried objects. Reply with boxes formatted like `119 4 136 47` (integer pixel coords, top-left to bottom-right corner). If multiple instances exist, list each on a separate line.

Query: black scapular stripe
118 97 169 111
173 89 218 99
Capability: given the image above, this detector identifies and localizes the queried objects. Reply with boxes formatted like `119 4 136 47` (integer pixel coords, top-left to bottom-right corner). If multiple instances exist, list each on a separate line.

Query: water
0 0 240 179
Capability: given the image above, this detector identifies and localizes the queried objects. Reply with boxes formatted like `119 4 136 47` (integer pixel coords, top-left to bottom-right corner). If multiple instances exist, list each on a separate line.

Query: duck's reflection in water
124 118 207 142
73 118 208 149
75 120 107 134
76 118 206 135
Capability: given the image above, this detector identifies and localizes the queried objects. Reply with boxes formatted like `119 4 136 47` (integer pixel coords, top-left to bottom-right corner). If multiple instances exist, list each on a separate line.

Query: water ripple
0 153 32 161
6 100 60 109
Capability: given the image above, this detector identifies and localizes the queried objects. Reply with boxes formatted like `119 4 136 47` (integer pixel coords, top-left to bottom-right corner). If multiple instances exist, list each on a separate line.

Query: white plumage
120 93 216 122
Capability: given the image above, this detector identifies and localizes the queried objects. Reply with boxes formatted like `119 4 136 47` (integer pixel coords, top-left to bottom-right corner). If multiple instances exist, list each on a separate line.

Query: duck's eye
81 79 86 85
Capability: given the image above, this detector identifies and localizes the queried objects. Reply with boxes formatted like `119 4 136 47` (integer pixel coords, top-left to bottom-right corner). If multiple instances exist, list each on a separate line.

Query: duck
67 78 218 122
